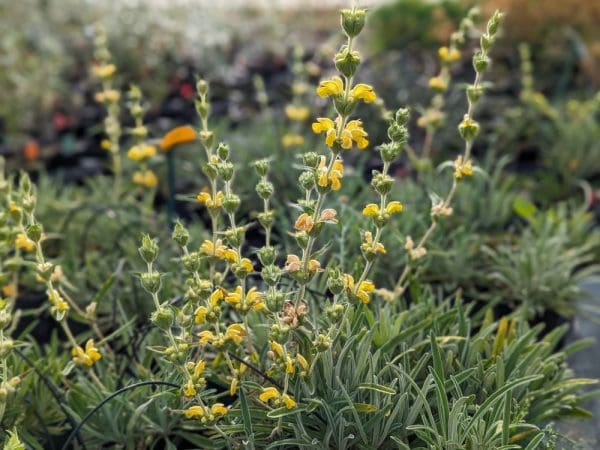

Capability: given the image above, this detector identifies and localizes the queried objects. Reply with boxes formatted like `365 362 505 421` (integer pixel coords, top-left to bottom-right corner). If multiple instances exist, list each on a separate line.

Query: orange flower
160 126 197 151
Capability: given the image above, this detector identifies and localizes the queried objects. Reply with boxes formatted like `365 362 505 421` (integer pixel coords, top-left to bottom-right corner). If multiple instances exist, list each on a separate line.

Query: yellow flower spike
362 204 379 218
385 201 404 215
316 76 344 98
285 105 310 122
183 380 196 397
282 394 296 409
295 213 314 233
160 125 197 151
15 234 35 252
230 378 239 396
199 330 214 344
350 84 377 103
183 405 204 419
259 387 280 403
211 403 228 417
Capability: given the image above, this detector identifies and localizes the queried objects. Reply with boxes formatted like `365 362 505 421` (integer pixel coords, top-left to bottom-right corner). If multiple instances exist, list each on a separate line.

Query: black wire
60 380 178 450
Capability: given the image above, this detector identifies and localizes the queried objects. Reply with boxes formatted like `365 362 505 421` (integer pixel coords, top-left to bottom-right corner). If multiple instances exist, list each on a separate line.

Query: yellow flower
194 306 208 324
196 190 224 208
132 170 158 188
246 287 265 311
285 105 310 121
100 139 112 151
209 289 224 307
312 118 337 147
199 330 215 344
362 204 379 218
1 284 16 298
386 201 404 214
259 387 280 403
295 213 314 233
316 76 344 98
225 324 246 345
239 258 254 273
230 378 239 396
71 339 101 367
183 380 196 397
220 248 239 263
454 155 473 179
183 405 204 419
285 357 295 374
350 84 376 103
317 156 343 190
160 125 197 151
91 63 116 79
282 394 296 409
15 234 35 252
282 134 305 147
193 360 206 378
127 144 156 162
200 238 227 257
361 231 386 255
428 76 447 93
438 46 461 64
344 275 375 304
211 403 228 416
296 354 308 372
271 340 285 358
341 120 369 149
94 89 120 103
308 259 321 272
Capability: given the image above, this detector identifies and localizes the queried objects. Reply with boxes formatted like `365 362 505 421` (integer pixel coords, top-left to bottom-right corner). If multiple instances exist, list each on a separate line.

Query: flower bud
151 305 174 330
258 246 277 266
200 130 214 149
299 171 315 191
327 269 345 295
371 172 394 195
458 116 480 141
380 142 402 163
172 222 190 247
256 181 274 200
257 210 274 229
302 152 320 168
325 303 344 323
223 194 240 214
314 333 332 352
217 143 229 160
196 79 209 97
295 231 309 249
473 51 490 74
141 272 161 294
334 47 361 78
139 235 158 264
182 252 202 272
0 339 13 358
262 265 282 286
269 323 290 342
487 10 503 36
467 85 484 104
218 162 234 181
254 159 269 176
387 123 408 145
340 8 366 38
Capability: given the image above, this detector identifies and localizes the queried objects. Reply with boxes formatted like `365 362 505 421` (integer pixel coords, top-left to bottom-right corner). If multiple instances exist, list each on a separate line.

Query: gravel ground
557 281 600 448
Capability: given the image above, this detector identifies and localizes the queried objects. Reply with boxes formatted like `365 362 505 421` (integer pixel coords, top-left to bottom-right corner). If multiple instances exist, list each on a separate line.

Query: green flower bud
223 194 241 213
295 231 309 249
262 264 282 286
200 131 214 149
473 51 490 74
258 246 277 266
333 97 357 117
335 47 361 78
467 85 484 104
21 195 36 213
327 269 345 295
487 10 503 36
302 152 320 168
380 142 402 163
141 271 161 294
151 305 174 330
196 79 209 96
395 107 411 126
387 123 408 145
195 100 210 119
218 161 234 181
257 210 275 229
299 171 315 191
371 172 394 195
202 161 218 180
36 262 54 280
182 252 202 272
325 303 344 323
458 116 480 141
172 222 189 247
269 323 290 341
224 227 245 247
480 34 492 53
139 235 159 264
8 205 22 223
314 333 332 352
254 159 270 176
26 223 42 242
0 339 13 358
256 180 274 199
217 143 229 160
340 8 366 38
